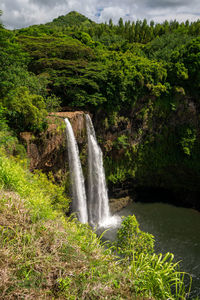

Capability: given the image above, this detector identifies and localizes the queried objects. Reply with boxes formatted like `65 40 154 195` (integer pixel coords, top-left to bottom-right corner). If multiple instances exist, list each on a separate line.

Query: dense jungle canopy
1 11 200 207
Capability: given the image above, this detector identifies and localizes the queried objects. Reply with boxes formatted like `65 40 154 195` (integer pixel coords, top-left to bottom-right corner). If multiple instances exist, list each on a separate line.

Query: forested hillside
0 10 199 299
1 11 200 209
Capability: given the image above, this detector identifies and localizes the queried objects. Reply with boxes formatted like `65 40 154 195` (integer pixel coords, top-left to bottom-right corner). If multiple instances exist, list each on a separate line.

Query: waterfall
65 118 88 223
65 115 120 228
86 114 119 228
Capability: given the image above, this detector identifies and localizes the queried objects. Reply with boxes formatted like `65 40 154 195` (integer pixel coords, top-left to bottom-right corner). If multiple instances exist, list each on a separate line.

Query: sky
0 0 200 29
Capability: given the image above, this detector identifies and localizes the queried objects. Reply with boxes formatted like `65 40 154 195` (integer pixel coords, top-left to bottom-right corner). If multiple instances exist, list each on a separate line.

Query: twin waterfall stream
65 114 119 228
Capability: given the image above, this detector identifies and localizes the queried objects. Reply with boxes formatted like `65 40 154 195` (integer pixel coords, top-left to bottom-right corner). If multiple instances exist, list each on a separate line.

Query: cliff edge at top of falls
20 111 87 182
49 111 86 140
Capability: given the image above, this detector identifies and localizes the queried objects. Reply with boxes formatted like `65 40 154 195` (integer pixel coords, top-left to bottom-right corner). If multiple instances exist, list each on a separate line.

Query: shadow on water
101 197 200 298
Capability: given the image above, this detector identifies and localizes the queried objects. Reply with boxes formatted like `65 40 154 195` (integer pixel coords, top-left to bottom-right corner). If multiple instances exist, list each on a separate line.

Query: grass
0 191 132 299
129 252 190 299
0 152 68 222
115 215 192 299
0 150 192 299
0 152 132 299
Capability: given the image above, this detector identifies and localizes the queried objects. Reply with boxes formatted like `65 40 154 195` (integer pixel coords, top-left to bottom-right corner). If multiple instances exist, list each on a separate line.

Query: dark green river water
104 201 200 298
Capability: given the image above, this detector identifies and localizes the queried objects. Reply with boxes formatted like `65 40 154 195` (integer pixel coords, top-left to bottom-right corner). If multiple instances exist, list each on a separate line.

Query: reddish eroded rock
20 111 87 182
49 111 86 142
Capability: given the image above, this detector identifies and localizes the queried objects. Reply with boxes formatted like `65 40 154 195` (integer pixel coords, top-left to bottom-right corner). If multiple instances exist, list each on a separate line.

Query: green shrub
0 104 26 157
0 152 69 221
114 215 191 299
0 104 7 131
115 215 154 260
3 86 48 133
114 134 129 149
45 94 61 112
179 127 196 156
129 252 190 299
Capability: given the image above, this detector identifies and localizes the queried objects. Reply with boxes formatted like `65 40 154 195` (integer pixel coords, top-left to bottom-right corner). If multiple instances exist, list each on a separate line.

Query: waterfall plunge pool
100 201 200 298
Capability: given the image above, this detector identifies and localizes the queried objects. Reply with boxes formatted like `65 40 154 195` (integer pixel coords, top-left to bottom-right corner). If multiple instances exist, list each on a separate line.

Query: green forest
1 11 200 207
0 10 200 299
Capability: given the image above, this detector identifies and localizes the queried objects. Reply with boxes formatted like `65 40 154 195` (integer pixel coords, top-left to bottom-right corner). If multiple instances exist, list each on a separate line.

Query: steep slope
0 153 130 299
0 189 128 299
0 149 190 299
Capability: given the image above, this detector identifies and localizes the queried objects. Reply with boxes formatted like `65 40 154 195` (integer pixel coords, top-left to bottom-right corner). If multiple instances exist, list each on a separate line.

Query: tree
3 87 47 132
0 10 3 29
118 17 124 35
109 18 113 29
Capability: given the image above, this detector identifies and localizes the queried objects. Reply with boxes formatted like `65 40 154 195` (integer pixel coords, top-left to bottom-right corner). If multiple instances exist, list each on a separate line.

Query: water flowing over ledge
65 118 88 224
65 115 121 229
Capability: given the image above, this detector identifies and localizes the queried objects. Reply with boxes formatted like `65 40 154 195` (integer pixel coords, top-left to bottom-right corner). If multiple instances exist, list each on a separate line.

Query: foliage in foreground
115 216 191 299
0 152 69 221
0 151 191 299
0 190 123 299
0 153 131 299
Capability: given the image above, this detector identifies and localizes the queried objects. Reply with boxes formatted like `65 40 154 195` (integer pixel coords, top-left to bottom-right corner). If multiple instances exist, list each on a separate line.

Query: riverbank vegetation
0 147 191 299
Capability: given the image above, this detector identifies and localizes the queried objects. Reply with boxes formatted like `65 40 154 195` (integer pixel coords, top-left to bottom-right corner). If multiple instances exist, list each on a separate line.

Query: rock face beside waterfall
92 97 200 211
20 111 86 182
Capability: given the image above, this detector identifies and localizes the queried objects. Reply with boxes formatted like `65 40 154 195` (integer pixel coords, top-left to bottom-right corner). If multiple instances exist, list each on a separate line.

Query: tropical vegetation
0 10 199 298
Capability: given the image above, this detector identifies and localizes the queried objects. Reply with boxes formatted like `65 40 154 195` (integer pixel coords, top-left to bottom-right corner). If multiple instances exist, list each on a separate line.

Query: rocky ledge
109 196 131 214
20 111 86 181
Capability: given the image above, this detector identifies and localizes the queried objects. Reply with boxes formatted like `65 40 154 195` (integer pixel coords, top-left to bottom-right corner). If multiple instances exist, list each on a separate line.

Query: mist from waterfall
86 114 120 228
65 118 88 223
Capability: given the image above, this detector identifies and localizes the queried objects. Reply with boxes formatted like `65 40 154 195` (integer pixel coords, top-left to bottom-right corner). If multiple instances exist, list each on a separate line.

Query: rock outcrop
109 196 131 214
20 111 86 182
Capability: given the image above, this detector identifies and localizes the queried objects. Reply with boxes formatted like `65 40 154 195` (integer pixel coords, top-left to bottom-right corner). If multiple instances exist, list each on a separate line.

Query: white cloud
99 7 128 23
153 13 200 23
0 0 200 29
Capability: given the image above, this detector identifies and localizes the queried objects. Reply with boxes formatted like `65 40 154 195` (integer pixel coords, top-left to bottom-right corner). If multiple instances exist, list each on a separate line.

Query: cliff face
93 95 200 210
20 111 86 182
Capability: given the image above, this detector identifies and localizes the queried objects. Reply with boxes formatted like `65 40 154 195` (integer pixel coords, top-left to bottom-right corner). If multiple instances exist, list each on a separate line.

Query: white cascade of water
86 114 120 228
65 118 88 223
